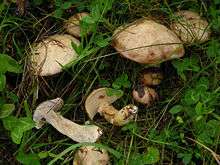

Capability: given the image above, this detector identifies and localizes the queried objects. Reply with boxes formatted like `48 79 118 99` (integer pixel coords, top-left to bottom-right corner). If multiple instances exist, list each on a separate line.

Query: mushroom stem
98 103 138 126
33 98 102 143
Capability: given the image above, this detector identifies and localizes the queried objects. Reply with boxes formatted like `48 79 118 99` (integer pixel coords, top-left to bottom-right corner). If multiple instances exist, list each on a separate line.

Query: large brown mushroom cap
170 10 211 44
85 88 121 119
73 146 110 165
112 19 185 64
30 34 80 76
64 12 89 38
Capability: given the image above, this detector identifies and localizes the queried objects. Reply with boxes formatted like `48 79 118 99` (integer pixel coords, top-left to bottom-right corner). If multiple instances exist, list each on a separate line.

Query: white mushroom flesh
112 19 185 64
33 98 102 143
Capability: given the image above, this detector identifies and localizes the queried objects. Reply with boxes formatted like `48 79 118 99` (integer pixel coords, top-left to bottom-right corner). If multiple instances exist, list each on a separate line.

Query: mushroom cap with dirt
170 10 211 44
132 86 158 106
33 98 102 143
85 88 138 126
73 146 110 165
112 18 185 64
30 34 80 76
64 12 89 38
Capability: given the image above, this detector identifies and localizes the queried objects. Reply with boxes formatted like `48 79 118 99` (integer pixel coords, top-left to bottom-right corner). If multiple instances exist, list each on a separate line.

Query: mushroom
64 12 89 38
112 18 185 64
30 34 80 76
132 85 158 106
140 67 163 86
33 98 102 143
85 88 138 126
170 10 211 44
73 146 110 165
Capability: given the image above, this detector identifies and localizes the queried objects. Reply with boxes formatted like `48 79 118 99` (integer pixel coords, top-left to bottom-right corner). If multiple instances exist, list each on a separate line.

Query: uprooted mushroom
33 98 102 143
73 146 110 165
30 34 80 76
170 10 211 44
85 88 138 126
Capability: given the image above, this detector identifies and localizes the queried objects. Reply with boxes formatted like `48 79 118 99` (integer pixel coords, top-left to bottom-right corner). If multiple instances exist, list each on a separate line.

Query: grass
0 0 220 164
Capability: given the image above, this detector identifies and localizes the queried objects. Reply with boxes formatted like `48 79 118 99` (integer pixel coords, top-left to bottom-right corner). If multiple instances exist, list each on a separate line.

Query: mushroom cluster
132 67 163 106
31 9 211 164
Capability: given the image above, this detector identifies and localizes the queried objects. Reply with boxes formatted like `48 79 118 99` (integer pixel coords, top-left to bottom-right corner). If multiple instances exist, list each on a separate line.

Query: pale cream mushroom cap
73 146 110 165
85 88 121 119
64 12 89 38
170 10 211 44
30 34 80 76
112 19 185 64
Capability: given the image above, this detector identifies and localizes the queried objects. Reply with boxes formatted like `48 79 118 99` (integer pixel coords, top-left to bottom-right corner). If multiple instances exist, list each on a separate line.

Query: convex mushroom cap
112 19 185 64
33 98 102 143
30 34 80 76
64 12 89 38
85 88 138 126
170 10 211 44
132 86 158 106
73 146 110 165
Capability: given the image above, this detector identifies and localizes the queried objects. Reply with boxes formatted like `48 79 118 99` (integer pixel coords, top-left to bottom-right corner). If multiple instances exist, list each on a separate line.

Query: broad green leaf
0 104 15 118
169 105 183 115
112 74 131 89
106 88 123 97
94 35 110 47
16 151 40 165
177 153 192 165
0 73 6 91
2 116 18 130
0 54 22 73
195 102 203 115
11 129 24 144
2 116 35 144
62 2 72 9
143 147 160 164
53 9 63 17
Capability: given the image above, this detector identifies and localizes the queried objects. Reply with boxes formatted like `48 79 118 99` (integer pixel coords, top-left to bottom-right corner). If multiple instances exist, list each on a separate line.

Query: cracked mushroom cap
30 34 80 76
64 12 89 38
73 146 110 165
85 88 122 119
170 10 211 44
112 18 185 64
